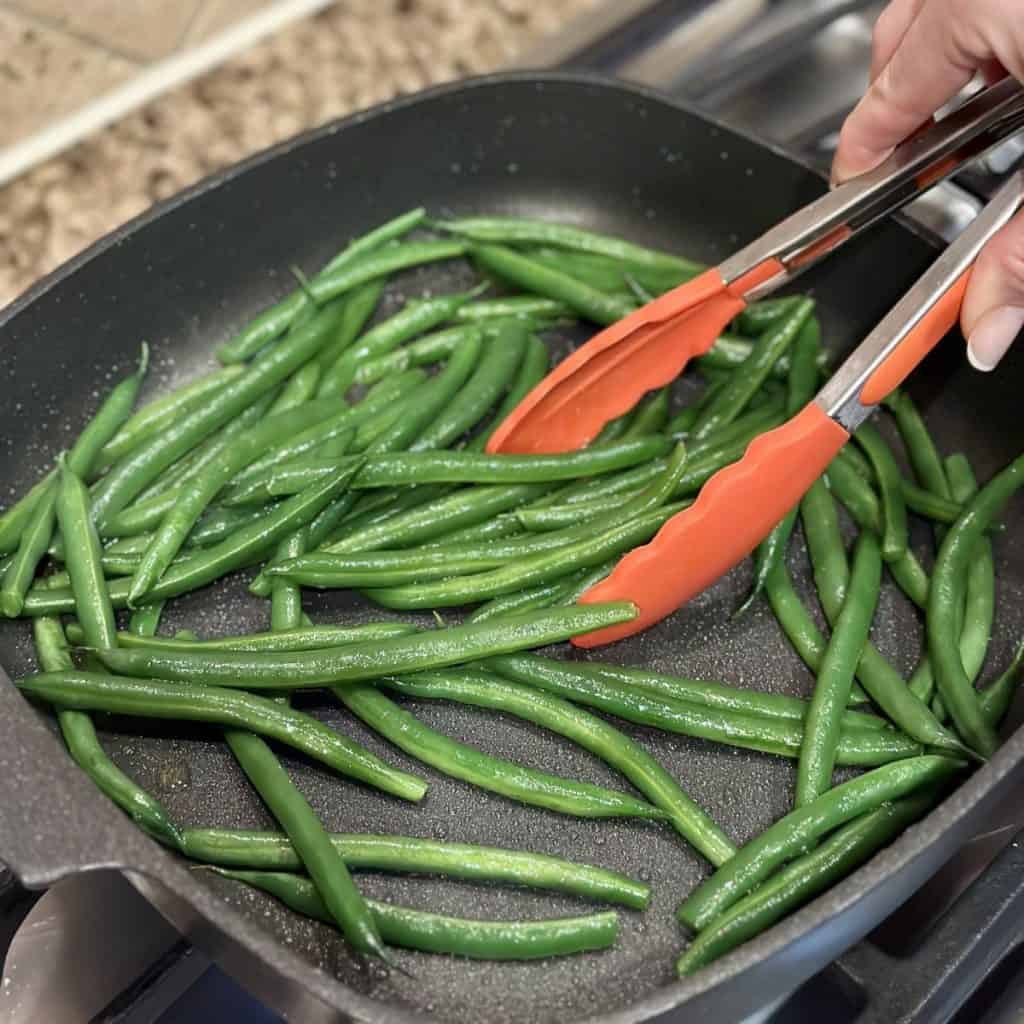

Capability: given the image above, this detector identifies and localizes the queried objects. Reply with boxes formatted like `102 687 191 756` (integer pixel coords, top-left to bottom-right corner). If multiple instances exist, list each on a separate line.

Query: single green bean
621 388 671 440
215 209 426 362
797 532 882 807
223 729 387 958
269 361 321 414
734 297 802 337
473 244 635 324
353 325 482 385
18 670 426 801
337 683 664 821
269 549 506 588
677 755 963 932
182 829 649 907
66 621 417 652
92 603 638 689
928 454 1024 756
129 602 164 637
386 670 736 865
32 617 180 845
437 217 700 275
313 280 385 378
0 473 56 556
213 869 619 959
853 422 908 563
454 295 573 322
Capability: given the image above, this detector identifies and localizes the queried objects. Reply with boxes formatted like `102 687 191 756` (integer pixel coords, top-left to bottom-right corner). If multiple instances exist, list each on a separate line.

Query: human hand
832 0 1024 371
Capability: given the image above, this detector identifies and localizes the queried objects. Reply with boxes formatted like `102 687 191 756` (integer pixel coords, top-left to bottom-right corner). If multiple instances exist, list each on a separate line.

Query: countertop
0 0 599 307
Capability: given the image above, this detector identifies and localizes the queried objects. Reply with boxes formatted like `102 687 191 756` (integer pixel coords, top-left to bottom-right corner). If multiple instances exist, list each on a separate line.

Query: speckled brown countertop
0 0 600 306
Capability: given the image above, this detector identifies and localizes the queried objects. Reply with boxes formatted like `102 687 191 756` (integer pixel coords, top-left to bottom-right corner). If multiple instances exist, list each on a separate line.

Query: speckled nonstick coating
0 73 1022 1024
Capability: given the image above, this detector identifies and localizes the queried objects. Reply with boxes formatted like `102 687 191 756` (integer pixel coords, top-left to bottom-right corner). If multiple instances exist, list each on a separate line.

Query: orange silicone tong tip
571 403 851 647
486 268 742 455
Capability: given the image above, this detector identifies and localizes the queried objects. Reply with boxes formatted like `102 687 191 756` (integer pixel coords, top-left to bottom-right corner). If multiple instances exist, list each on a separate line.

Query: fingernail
967 306 1024 371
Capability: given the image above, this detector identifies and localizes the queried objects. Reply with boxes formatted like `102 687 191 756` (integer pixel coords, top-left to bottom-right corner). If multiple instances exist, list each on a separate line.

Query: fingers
833 0 979 183
962 209 1024 371
870 0 927 82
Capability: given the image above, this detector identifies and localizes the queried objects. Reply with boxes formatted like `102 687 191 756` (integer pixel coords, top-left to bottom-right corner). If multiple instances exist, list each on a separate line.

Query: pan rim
1 68 1019 1023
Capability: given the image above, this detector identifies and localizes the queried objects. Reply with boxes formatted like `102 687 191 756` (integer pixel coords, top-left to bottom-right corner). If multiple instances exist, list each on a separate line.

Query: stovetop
4 2 1024 1022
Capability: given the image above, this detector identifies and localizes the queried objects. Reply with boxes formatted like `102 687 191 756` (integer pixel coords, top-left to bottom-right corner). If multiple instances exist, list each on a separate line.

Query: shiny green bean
853 422 908 563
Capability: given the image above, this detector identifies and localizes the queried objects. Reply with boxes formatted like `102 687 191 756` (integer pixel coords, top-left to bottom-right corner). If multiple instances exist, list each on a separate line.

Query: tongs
486 78 1024 647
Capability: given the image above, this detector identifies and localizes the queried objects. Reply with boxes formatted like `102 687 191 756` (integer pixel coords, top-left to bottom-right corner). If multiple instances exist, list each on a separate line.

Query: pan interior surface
0 76 1022 1024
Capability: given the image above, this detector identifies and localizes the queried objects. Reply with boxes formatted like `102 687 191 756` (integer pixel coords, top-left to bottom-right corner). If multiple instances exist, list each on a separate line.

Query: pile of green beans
3 210 1022 980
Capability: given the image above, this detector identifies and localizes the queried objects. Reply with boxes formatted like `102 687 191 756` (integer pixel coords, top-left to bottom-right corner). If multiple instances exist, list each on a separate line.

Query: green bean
55 459 117 648
738 314 821 615
525 248 629 292
488 654 885 733
0 473 56 556
980 641 1024 729
313 280 385 379
677 755 963 932
801 478 965 754
884 389 951 540
66 621 417 652
408 320 528 451
763 559 829 673
322 482 553 554
734 297 802 337
182 829 649 907
853 422 908 563
552 558 620 605
212 869 619 959
421 513 523 549
823 454 930 610
366 503 683 609
216 209 426 363
1 349 149 616
269 549 507 588
223 454 359 507
92 603 637 688
337 683 664 821
18 670 426 801
620 388 670 440
318 288 481 399
270 530 304 632
129 602 164 637
797 532 882 807
453 295 574 322
223 729 387 958
269 361 321 414
437 216 700 275
468 333 550 452
469 573 582 623
945 454 994 687
32 617 181 845
473 245 635 325
351 437 672 489
93 365 246 473
692 303 815 441
697 332 828 379
592 408 636 445
91 302 347 527
385 670 736 865
928 454 1024 756
127 400 350 604
364 333 484 455
353 325 482 385
23 465 362 615
485 656 920 765
676 792 934 973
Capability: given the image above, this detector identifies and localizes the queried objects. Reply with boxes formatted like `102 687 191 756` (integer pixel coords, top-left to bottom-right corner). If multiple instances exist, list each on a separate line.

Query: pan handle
0 669 166 889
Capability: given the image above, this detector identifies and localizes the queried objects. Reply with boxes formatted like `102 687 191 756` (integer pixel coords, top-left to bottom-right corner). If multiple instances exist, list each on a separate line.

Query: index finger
833 0 978 182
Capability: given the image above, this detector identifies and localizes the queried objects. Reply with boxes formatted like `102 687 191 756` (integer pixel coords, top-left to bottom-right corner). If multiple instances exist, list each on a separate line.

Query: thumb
962 209 1024 371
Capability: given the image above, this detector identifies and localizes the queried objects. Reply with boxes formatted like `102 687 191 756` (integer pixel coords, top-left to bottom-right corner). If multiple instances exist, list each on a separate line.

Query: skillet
0 71 1022 1023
